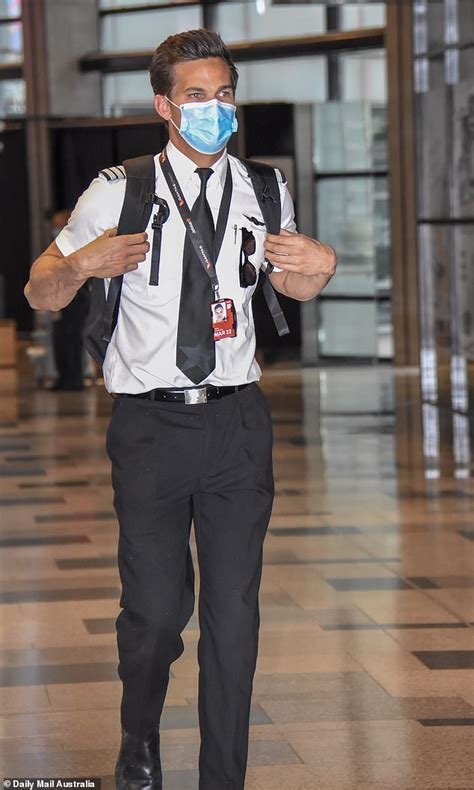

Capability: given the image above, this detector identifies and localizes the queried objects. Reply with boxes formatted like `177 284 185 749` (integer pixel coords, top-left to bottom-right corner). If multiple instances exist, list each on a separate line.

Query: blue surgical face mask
166 96 238 155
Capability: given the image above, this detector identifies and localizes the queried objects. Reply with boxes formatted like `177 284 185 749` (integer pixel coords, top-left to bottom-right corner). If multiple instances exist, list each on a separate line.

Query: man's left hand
264 228 337 278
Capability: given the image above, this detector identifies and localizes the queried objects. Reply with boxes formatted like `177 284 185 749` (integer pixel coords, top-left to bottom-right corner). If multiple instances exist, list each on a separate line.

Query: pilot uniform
54 139 296 789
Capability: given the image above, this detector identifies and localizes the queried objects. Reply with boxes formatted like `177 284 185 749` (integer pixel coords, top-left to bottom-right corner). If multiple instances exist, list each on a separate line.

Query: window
0 1 24 116
340 3 386 30
340 49 387 103
103 72 155 116
237 56 326 103
0 0 21 17
0 77 24 115
317 176 389 297
214 1 326 42
0 19 22 63
314 101 388 172
99 0 173 7
101 7 202 52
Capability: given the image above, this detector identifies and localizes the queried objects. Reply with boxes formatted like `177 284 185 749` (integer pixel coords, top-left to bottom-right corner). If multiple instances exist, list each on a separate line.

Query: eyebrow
184 84 234 92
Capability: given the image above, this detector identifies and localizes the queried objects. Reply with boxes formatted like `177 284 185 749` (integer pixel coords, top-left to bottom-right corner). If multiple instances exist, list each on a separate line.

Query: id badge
211 298 237 340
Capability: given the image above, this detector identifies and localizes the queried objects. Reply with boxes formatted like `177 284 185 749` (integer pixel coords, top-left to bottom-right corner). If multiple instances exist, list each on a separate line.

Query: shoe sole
114 769 162 790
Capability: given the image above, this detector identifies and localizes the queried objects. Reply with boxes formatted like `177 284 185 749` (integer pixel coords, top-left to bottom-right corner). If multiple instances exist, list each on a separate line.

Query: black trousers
106 382 274 790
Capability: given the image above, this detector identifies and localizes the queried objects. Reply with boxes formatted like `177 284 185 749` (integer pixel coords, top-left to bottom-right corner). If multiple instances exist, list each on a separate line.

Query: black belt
116 383 250 405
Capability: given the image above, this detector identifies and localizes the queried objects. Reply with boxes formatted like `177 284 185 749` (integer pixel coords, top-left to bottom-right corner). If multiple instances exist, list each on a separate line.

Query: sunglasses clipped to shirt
239 227 258 287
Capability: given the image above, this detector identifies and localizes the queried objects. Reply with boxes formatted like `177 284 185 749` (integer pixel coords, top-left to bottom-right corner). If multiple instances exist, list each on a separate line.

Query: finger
106 261 141 277
265 253 302 267
265 239 301 254
265 231 301 246
108 253 147 269
265 249 301 261
123 242 150 256
265 240 298 255
266 260 308 273
105 264 138 276
104 227 118 238
265 234 300 247
124 254 147 265
119 232 149 246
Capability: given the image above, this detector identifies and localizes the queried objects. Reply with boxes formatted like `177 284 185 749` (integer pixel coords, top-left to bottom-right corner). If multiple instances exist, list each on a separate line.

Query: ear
154 94 171 122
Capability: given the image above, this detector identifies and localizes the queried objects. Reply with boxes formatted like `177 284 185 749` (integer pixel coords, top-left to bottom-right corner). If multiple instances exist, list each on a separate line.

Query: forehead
172 57 232 88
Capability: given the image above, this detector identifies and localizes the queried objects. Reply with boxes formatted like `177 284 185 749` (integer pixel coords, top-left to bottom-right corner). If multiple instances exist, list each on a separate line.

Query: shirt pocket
123 230 182 305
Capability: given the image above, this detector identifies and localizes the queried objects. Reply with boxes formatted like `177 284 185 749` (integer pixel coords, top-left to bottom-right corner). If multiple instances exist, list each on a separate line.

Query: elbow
24 280 50 311
326 245 338 277
24 281 39 309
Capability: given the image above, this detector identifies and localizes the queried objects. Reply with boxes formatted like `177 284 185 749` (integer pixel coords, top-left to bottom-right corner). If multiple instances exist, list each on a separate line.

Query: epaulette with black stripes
98 165 126 182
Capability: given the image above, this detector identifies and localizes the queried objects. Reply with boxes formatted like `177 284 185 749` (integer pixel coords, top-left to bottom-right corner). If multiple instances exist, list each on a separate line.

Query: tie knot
195 167 213 188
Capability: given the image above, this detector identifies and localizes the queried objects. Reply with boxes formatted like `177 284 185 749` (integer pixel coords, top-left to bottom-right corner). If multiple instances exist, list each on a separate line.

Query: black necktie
176 167 216 384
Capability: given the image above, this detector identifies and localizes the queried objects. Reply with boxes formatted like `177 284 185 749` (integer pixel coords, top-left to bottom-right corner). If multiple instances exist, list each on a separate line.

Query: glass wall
340 3 386 30
414 0 474 475
0 0 21 63
101 6 202 51
103 55 328 116
0 19 21 63
0 78 24 115
213 1 326 41
0 0 24 116
237 57 327 103
0 0 20 20
100 0 177 7
314 48 390 358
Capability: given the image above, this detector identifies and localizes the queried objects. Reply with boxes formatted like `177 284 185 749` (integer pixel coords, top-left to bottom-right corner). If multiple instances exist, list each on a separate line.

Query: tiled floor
1 361 474 788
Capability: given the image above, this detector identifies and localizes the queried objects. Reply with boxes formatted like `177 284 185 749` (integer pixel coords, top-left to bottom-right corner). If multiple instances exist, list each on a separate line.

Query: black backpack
85 155 289 366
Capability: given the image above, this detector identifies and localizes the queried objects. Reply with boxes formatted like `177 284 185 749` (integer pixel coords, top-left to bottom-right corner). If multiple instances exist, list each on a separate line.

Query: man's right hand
68 228 150 281
25 227 151 312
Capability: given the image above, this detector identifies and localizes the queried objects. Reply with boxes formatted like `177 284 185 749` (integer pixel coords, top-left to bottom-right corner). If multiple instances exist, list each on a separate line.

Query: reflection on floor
1 363 474 789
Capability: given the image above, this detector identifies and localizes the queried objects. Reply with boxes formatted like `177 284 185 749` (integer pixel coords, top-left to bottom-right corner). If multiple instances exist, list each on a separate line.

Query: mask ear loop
165 95 180 110
165 95 183 133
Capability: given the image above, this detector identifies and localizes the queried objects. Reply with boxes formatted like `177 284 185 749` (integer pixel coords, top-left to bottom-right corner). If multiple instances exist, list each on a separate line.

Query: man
24 29 336 790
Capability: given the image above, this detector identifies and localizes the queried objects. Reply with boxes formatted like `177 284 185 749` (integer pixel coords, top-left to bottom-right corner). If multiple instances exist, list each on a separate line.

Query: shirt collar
165 140 228 191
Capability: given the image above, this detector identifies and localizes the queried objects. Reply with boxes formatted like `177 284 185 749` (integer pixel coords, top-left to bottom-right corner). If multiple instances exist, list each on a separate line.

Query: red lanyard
159 149 233 301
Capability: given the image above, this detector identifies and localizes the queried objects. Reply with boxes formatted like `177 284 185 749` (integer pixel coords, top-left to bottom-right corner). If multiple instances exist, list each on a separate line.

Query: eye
188 92 204 99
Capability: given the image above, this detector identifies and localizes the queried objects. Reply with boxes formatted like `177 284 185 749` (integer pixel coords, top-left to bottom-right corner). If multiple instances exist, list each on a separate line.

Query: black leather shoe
114 725 162 790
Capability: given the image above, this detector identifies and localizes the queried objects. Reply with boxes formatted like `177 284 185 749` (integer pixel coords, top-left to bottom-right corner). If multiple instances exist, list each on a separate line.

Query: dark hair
149 28 238 96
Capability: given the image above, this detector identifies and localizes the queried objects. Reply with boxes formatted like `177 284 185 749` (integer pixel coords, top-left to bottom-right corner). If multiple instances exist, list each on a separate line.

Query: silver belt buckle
184 387 208 405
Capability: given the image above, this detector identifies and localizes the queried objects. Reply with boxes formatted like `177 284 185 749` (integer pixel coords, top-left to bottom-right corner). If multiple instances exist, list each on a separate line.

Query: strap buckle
184 387 208 405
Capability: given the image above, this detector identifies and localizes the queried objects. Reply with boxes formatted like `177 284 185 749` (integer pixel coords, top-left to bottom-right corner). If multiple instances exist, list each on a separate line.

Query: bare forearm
25 228 149 312
265 231 337 301
25 253 87 311
270 269 333 301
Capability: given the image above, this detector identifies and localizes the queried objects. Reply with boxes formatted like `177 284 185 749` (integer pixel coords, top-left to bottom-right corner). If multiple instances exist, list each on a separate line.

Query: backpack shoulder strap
117 155 156 234
101 155 156 344
238 157 290 337
238 157 282 233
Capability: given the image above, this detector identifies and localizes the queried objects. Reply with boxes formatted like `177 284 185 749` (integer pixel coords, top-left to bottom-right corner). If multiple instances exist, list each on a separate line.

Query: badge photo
211 298 237 340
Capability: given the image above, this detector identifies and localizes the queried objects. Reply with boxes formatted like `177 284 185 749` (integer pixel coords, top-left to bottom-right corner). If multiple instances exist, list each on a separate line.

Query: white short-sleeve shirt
55 141 297 394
